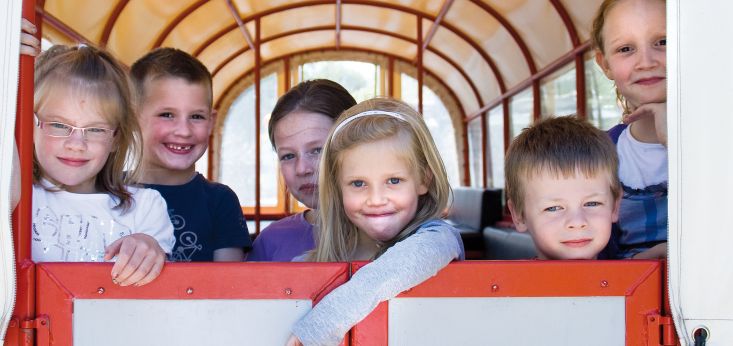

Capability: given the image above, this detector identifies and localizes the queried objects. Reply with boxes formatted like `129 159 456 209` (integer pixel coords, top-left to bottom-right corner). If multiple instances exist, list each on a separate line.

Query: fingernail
112 278 119 285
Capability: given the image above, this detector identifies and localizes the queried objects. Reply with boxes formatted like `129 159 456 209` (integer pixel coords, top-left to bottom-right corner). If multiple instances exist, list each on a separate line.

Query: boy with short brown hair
506 116 621 260
131 48 251 261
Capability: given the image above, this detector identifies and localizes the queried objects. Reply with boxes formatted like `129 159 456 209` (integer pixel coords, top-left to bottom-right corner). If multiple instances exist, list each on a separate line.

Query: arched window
219 73 280 212
400 74 460 187
215 57 464 232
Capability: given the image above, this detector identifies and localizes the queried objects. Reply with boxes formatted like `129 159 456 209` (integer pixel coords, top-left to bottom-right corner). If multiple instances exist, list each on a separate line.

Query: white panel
669 0 733 344
389 297 624 346
74 299 311 346
0 0 22 340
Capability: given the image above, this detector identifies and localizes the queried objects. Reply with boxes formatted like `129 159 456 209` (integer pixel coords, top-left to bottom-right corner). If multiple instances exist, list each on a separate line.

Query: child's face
138 77 213 174
509 170 620 260
596 0 666 109
34 88 115 193
339 138 428 244
273 111 334 209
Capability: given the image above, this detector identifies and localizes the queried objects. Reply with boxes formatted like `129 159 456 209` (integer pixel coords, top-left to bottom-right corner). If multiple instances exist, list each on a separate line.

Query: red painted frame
34 262 349 345
351 260 664 346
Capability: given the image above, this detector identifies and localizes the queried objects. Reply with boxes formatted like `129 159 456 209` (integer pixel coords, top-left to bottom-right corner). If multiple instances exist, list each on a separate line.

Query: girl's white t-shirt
31 182 175 262
617 127 668 189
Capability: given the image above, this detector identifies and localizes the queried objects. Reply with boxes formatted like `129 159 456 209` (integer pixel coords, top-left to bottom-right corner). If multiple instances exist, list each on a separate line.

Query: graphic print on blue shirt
146 173 251 262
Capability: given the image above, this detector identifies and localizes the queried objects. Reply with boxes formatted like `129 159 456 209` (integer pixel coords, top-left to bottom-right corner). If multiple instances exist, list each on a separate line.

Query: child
130 48 251 262
506 116 622 260
592 0 668 259
30 45 174 286
287 98 464 346
247 79 356 261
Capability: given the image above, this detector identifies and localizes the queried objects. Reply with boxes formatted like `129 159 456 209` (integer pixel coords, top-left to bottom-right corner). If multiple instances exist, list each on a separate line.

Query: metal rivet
186 287 194 295
491 284 499 292
97 287 105 294
40 320 46 326
649 316 656 322
601 280 609 288
284 288 292 295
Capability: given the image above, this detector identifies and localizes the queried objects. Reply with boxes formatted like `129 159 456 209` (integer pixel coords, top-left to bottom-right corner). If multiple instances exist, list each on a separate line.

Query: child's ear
206 109 217 135
507 199 528 232
594 50 613 80
611 196 622 223
417 170 431 195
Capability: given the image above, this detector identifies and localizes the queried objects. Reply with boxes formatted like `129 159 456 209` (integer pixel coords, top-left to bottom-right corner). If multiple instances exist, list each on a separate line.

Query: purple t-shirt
246 212 315 262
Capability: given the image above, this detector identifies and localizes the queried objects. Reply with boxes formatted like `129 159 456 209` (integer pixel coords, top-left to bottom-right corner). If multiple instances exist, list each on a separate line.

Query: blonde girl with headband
24 45 174 286
592 0 668 259
286 98 464 346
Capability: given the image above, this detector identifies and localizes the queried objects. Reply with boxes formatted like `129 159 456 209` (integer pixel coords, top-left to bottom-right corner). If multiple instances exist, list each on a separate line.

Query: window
467 117 483 187
510 89 533 139
487 106 505 189
217 59 464 224
400 74 460 187
541 64 577 118
220 73 279 211
300 61 379 102
585 55 622 130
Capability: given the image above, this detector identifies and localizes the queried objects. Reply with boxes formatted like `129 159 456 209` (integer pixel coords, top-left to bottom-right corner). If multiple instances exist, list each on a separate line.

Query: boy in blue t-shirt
131 48 251 261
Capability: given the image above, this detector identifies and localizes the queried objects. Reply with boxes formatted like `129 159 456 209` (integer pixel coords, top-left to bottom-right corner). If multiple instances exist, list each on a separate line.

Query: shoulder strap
607 124 628 145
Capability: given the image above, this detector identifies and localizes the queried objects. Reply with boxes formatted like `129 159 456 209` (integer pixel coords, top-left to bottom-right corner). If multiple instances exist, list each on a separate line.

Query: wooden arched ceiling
39 0 605 118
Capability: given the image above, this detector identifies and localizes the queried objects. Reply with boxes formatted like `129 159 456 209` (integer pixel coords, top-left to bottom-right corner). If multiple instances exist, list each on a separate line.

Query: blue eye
350 180 365 188
279 153 295 161
387 178 401 184
191 113 207 120
48 122 70 130
311 147 322 155
544 206 561 212
585 201 602 207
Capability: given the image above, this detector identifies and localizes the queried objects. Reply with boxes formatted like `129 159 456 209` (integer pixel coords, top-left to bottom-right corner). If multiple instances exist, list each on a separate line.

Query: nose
173 118 193 137
295 156 314 176
566 208 588 230
636 46 661 70
366 185 388 207
64 128 87 151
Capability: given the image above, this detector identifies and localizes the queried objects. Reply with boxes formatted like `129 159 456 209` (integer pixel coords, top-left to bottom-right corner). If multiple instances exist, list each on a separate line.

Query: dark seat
483 226 537 260
446 187 503 259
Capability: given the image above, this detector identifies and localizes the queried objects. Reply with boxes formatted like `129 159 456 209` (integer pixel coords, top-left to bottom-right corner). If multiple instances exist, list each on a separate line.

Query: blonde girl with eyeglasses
25 45 174 286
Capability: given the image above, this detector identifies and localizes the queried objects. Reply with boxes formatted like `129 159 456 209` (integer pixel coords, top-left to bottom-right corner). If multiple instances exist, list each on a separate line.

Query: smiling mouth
562 239 592 247
364 212 396 218
58 157 88 167
635 77 665 85
165 144 193 153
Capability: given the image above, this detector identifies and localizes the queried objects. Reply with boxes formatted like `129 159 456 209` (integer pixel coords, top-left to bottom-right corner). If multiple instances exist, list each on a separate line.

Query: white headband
332 110 407 135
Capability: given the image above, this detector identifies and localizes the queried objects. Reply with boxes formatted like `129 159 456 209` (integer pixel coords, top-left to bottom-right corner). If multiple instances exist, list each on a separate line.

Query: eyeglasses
35 114 116 142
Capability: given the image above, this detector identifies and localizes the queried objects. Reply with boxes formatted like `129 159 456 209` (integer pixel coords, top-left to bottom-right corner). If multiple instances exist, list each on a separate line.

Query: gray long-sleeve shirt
292 219 465 346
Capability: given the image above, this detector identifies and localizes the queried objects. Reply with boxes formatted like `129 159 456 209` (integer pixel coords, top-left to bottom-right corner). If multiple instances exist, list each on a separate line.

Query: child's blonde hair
505 116 621 217
34 45 142 211
311 98 451 262
591 0 667 115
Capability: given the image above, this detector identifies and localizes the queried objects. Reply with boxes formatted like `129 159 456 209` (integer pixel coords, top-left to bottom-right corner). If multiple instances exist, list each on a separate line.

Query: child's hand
632 242 667 259
285 334 303 346
104 233 166 287
20 18 40 57
623 102 667 146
